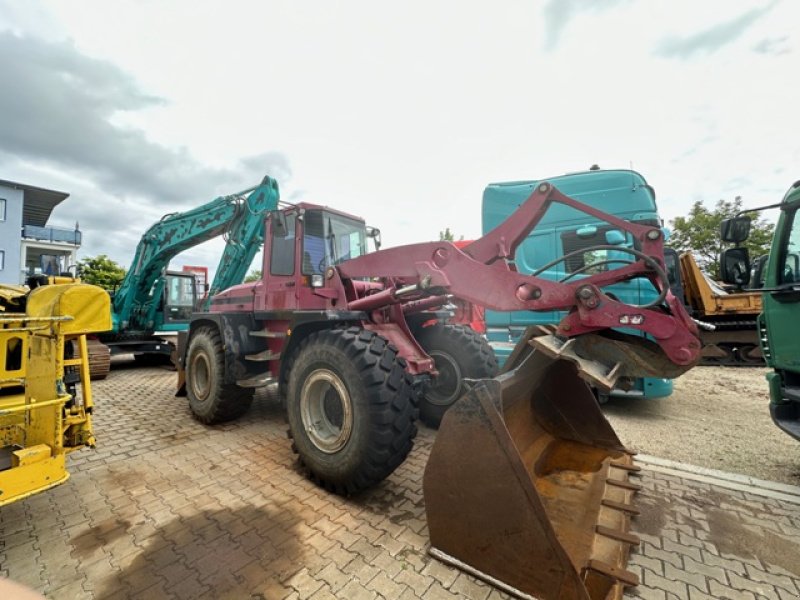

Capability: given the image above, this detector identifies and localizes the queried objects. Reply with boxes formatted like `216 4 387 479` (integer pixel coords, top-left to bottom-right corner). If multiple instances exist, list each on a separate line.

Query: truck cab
482 169 672 400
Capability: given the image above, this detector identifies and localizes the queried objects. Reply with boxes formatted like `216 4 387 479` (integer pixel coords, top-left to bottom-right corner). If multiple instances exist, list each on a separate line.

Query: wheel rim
426 350 462 407
300 368 353 454
190 351 211 401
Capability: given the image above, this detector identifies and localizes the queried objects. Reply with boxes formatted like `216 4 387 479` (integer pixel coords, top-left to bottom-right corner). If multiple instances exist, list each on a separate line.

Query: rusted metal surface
424 348 641 600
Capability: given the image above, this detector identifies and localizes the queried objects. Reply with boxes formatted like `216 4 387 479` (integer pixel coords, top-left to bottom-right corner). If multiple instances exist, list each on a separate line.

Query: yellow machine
1 281 112 380
678 253 762 365
0 284 111 506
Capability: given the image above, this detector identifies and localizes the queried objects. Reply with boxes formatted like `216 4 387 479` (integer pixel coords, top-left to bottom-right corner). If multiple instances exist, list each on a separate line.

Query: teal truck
482 168 673 401
720 179 800 440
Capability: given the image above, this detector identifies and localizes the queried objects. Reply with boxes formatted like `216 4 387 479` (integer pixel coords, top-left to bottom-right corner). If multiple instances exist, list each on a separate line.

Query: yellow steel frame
0 284 109 506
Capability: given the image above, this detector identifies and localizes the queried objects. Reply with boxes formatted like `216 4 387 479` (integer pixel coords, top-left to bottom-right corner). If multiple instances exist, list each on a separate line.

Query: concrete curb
637 454 800 505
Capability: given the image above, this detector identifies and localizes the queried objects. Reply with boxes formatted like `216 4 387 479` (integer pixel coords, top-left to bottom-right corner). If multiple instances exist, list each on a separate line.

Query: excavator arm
112 175 280 332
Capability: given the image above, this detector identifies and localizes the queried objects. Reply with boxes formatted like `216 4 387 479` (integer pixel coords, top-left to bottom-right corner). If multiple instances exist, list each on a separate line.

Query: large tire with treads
286 327 418 495
86 339 111 381
185 326 254 424
415 323 498 428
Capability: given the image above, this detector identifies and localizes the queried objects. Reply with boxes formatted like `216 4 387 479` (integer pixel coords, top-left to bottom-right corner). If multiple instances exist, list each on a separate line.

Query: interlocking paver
0 363 798 600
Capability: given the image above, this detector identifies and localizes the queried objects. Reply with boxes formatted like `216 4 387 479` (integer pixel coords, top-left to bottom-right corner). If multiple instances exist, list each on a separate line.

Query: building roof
0 178 70 227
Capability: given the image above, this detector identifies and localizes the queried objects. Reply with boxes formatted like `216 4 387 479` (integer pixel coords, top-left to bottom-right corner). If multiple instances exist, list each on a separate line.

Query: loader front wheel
416 324 498 428
186 327 253 424
286 327 418 495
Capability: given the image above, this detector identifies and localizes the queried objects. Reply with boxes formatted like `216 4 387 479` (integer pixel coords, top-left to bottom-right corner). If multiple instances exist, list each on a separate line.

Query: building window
0 198 5 221
0 250 4 270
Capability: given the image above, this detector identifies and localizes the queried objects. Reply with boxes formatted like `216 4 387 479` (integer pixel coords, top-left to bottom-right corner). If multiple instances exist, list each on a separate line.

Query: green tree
77 255 127 290
439 228 464 242
244 269 262 282
670 197 774 279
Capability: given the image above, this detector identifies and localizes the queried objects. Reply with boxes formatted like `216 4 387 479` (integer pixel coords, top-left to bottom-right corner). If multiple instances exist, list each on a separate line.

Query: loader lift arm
336 181 701 384
112 176 279 333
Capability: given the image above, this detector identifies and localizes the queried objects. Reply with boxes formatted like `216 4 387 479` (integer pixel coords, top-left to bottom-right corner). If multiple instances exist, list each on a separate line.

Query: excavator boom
112 175 279 332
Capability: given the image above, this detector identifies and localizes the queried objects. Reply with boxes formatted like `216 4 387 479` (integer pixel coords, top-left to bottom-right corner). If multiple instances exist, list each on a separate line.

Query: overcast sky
0 0 797 276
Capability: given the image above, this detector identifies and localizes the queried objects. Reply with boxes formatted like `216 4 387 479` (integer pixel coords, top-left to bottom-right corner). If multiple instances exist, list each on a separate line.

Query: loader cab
262 203 371 310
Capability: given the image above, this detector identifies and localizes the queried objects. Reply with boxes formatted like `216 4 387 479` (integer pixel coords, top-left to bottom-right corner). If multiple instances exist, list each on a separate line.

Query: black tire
415 323 498 428
286 327 418 496
185 326 254 424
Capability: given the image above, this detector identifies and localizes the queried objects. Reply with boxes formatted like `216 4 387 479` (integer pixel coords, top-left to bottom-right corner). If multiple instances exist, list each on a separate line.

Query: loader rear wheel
415 323 498 428
286 327 418 495
186 326 254 424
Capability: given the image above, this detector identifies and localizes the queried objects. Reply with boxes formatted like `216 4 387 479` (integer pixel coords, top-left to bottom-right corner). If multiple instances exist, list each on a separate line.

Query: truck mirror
720 247 751 287
720 216 751 244
604 230 626 245
271 211 288 238
576 225 597 238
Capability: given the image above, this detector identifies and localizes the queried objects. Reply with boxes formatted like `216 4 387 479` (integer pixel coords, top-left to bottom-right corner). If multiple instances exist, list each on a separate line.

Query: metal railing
22 225 82 245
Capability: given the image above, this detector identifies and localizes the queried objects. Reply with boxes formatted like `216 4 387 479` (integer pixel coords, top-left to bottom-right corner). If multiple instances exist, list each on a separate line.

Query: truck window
778 210 800 285
270 213 296 276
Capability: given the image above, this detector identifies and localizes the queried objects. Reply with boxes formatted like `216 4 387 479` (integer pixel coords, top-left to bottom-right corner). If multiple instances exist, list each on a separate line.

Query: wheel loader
0 282 111 505
178 181 701 600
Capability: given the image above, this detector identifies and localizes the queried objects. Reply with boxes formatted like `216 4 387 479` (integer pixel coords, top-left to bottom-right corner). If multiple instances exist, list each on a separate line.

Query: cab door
260 212 299 311
762 203 800 367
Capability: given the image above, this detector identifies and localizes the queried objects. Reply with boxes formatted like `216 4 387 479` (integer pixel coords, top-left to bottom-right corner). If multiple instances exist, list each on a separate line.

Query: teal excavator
95 175 280 368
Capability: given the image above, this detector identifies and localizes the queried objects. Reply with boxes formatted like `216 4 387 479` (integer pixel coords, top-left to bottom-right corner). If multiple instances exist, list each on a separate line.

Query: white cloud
0 0 797 277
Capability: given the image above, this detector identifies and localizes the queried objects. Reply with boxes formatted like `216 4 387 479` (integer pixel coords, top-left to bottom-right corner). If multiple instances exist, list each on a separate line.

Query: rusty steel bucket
423 344 641 600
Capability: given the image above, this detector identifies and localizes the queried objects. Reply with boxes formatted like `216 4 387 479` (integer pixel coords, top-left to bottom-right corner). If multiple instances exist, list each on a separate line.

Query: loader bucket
424 348 641 600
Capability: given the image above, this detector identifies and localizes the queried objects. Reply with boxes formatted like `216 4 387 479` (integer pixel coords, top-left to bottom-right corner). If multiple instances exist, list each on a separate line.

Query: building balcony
22 225 82 246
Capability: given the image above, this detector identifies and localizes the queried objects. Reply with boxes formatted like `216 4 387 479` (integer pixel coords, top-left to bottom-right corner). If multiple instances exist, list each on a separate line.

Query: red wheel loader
178 181 701 600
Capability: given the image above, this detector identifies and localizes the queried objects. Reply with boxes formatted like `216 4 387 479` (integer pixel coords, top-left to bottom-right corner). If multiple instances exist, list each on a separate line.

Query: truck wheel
286 327 418 495
186 326 253 424
415 323 498 428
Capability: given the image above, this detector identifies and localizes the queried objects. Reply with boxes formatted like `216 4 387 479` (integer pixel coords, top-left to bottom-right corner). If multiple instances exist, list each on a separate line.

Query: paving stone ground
1 361 799 599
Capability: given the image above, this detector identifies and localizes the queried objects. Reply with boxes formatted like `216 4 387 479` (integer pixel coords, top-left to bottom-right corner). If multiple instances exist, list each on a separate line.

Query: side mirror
604 229 626 246
576 225 598 239
366 226 382 250
720 247 751 287
720 216 751 244
270 210 288 238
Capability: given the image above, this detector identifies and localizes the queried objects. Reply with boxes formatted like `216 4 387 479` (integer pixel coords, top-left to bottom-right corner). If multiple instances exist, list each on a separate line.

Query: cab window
270 213 296 276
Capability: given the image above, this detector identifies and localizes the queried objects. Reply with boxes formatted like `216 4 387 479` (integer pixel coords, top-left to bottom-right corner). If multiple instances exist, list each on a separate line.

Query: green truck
720 179 800 440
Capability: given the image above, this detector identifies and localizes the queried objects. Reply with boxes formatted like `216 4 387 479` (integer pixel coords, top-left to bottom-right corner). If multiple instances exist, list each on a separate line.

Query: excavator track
86 339 112 380
697 320 763 366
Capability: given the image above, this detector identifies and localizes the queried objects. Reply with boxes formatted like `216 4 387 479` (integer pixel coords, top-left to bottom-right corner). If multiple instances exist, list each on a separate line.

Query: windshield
166 274 196 307
303 210 368 274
